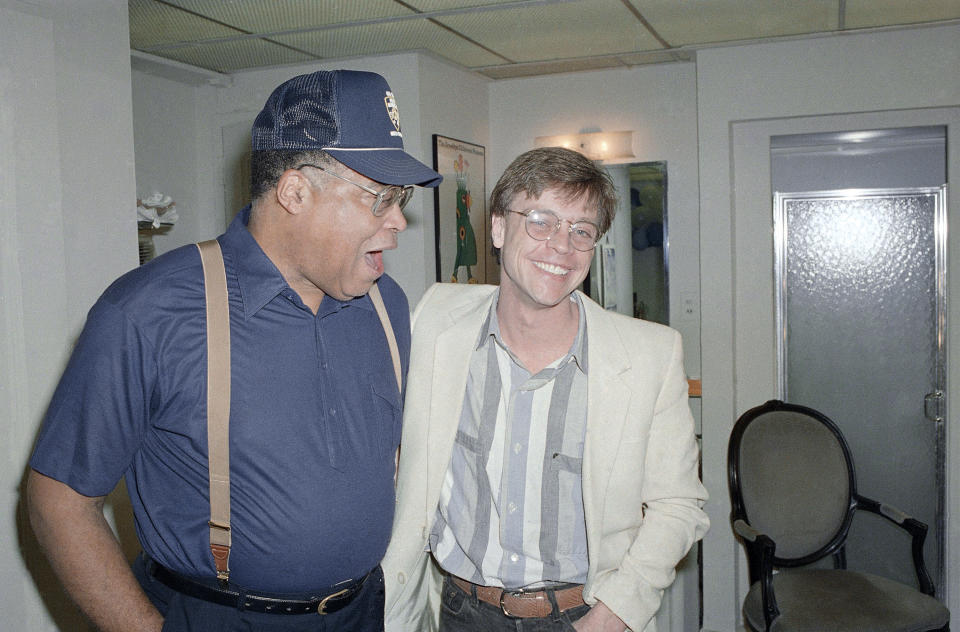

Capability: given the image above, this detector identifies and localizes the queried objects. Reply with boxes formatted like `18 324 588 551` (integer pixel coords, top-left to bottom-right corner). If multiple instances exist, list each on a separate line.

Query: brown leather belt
451 576 586 618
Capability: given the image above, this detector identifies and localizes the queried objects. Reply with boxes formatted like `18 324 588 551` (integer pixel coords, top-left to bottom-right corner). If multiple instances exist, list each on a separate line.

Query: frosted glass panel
776 188 944 591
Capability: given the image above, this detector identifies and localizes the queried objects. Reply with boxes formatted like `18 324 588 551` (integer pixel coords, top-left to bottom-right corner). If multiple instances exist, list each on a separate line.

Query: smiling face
294 166 408 301
492 187 597 314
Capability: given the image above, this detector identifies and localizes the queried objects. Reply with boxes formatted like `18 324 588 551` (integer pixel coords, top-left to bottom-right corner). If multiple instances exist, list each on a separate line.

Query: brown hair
488 147 617 235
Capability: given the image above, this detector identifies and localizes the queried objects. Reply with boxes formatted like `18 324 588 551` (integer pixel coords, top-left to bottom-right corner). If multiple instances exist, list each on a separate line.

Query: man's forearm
27 470 164 632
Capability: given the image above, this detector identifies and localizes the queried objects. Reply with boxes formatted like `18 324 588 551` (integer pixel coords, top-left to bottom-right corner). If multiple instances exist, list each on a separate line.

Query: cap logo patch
384 91 402 137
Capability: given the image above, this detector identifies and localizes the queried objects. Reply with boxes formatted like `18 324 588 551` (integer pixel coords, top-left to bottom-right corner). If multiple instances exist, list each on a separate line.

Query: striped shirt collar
475 289 588 374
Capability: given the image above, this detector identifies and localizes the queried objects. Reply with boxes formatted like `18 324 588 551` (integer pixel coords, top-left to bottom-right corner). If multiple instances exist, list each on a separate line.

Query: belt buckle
317 587 350 615
499 587 525 618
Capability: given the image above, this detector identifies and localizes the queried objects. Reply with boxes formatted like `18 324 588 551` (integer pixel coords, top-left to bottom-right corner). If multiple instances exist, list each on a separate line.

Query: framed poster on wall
432 134 496 284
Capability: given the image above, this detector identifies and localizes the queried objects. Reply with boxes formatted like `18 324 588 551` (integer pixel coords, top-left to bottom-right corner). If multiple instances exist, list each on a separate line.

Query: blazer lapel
579 294 634 542
424 289 498 524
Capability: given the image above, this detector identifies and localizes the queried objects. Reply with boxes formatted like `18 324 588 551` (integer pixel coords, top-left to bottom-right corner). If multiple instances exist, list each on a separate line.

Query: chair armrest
733 518 762 541
733 519 780 628
854 494 935 595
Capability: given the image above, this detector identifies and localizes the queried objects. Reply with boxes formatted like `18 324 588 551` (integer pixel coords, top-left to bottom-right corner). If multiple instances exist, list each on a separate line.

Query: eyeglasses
295 163 414 217
508 209 601 251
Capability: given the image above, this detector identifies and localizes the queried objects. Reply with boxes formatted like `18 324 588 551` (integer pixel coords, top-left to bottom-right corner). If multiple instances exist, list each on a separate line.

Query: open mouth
365 250 384 275
533 260 570 276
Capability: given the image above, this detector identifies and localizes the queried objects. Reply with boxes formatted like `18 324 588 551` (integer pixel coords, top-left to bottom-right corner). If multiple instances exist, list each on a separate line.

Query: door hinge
924 391 944 423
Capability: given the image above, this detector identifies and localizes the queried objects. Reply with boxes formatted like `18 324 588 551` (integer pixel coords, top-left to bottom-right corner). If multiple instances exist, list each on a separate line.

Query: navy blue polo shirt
30 207 410 592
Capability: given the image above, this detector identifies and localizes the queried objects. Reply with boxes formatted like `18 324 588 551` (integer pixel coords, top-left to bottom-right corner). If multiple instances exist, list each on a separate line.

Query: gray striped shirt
430 292 589 589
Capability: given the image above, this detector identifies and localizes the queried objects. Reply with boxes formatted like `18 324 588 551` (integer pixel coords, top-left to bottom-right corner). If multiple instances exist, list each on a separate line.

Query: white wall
1 0 137 630
132 70 221 257
696 24 960 632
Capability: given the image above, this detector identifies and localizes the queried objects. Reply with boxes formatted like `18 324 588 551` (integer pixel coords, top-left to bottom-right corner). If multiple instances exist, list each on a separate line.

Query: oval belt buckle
499 588 523 618
317 587 350 615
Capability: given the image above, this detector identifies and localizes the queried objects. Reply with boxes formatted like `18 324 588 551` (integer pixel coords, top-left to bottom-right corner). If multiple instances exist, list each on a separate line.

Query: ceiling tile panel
845 0 960 29
164 0 413 31
634 0 838 46
434 0 665 63
274 19 506 68
155 39 315 73
129 0 242 48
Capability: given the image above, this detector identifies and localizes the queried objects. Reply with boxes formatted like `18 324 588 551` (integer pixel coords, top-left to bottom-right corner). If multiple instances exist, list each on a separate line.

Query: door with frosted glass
775 187 946 593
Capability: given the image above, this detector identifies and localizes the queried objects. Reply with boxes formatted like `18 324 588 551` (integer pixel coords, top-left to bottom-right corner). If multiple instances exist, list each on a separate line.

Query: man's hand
572 600 628 631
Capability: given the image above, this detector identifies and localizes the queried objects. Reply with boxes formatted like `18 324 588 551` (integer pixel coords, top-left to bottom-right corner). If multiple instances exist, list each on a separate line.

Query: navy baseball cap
252 70 442 188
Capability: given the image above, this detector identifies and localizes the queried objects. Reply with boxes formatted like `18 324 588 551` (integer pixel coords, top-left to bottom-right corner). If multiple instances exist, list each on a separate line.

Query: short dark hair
250 149 336 200
489 147 617 235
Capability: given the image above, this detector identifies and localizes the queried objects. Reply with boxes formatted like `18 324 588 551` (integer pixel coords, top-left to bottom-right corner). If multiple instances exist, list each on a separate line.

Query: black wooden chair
727 399 949 632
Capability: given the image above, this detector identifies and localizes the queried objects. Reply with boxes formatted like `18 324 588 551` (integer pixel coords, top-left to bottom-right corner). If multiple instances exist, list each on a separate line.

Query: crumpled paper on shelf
137 192 179 228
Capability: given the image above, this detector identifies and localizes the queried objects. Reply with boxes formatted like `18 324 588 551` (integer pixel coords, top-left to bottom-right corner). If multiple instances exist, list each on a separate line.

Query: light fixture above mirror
534 130 634 162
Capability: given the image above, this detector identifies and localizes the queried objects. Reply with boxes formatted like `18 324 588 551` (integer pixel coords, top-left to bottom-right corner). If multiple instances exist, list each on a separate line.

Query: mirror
584 161 668 324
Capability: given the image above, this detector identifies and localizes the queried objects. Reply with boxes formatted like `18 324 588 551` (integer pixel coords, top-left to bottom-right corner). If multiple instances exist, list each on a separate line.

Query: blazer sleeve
590 330 710 631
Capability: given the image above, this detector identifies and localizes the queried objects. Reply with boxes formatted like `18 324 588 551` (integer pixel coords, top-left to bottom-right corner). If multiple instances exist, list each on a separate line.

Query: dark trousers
438 575 590 632
132 553 384 632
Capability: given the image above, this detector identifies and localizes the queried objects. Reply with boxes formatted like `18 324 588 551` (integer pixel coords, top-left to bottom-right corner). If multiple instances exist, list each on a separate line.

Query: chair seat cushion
743 569 950 632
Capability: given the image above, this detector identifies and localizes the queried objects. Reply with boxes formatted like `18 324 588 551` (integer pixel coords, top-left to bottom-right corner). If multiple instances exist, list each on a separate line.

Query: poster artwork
433 135 496 284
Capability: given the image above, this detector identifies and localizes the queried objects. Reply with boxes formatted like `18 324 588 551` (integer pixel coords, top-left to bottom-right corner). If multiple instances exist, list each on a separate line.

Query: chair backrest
728 400 858 567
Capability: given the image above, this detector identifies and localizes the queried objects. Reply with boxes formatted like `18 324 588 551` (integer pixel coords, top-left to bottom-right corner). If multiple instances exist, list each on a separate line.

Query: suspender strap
368 283 403 484
196 240 232 586
368 283 402 395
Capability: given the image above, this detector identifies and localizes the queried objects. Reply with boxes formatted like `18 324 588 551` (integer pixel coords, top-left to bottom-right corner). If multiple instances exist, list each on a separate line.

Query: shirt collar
219 206 375 319
476 289 588 374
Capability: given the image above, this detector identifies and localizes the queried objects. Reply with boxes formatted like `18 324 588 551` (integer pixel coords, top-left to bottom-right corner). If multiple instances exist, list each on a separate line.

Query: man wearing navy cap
26 70 440 632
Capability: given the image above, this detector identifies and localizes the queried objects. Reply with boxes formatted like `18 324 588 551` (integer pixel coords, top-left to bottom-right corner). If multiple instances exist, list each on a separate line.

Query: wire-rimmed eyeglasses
508 209 601 251
295 163 414 217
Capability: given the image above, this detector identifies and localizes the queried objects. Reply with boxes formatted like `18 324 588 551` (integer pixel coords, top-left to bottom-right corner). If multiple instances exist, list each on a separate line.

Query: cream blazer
382 283 709 632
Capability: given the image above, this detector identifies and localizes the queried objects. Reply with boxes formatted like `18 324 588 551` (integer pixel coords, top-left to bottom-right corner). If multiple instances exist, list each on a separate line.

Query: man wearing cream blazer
383 148 708 632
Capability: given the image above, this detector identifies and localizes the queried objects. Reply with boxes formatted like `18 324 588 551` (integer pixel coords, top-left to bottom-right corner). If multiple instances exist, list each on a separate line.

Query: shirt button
397 572 406 584
508 502 517 514
513 443 523 454
510 553 519 563
329 408 336 415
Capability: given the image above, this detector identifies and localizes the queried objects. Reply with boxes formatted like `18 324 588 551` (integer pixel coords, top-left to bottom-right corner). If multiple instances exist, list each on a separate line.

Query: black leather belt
147 558 370 615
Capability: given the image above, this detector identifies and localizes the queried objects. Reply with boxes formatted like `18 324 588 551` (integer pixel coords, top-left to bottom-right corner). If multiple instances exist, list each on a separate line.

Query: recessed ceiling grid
130 0 667 75
129 0 960 79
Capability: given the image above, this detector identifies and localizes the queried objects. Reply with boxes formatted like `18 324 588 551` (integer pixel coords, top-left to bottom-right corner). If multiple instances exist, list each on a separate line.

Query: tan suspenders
196 240 233 584
367 283 402 394
195 240 402 585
